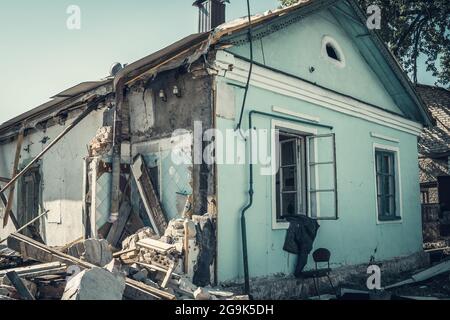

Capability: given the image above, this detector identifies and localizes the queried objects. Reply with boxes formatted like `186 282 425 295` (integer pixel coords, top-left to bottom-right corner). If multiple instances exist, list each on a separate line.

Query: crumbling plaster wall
127 67 215 218
0 108 106 246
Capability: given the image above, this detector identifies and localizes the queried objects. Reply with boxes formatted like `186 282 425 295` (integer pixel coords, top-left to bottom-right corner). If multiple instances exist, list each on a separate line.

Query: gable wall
226 9 403 116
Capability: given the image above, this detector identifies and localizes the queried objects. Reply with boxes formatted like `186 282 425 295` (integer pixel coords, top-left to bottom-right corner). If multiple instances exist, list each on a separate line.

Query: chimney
193 0 229 33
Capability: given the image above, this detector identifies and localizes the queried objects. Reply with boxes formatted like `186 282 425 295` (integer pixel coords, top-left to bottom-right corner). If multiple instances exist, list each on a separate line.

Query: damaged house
0 0 436 299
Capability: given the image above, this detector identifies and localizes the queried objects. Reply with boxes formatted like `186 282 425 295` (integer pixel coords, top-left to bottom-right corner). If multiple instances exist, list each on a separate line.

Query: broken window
17 164 42 237
326 43 340 61
275 129 338 223
375 150 400 221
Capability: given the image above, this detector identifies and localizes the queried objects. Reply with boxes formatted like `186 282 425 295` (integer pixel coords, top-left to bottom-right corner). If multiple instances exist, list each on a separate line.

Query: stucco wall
227 9 403 116
0 109 104 246
215 78 423 283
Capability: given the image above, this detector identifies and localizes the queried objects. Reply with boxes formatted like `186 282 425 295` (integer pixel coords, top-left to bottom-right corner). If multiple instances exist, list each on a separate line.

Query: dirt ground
334 250 450 300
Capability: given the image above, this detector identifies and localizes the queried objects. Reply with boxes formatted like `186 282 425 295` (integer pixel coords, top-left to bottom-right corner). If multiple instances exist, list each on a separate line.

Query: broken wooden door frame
131 154 168 237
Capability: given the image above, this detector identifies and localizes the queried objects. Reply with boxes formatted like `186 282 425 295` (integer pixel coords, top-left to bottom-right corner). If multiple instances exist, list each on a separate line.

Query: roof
0 80 111 133
214 0 433 126
1 0 433 132
417 84 450 157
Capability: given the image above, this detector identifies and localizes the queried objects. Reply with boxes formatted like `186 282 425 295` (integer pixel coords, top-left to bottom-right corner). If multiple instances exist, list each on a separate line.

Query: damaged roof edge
0 80 113 135
115 32 211 88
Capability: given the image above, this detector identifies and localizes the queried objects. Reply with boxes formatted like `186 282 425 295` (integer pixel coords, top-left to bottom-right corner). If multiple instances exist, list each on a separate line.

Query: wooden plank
385 259 450 289
5 271 35 300
184 220 189 273
125 278 176 300
3 127 25 227
131 155 168 237
0 262 65 278
113 248 136 258
0 192 19 229
6 233 176 300
161 261 177 289
412 259 450 282
106 200 132 248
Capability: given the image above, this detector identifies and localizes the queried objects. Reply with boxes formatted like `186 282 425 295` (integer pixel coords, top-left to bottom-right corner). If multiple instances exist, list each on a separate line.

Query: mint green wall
227 10 404 116
215 83 423 283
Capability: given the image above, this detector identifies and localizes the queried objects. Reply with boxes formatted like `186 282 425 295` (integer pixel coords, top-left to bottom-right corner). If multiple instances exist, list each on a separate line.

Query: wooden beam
3 127 25 228
0 192 19 229
161 261 177 289
131 155 168 237
106 200 132 248
5 271 36 300
0 262 66 279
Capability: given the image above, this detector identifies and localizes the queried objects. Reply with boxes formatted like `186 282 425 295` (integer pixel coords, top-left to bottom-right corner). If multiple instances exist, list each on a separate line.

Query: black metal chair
301 248 335 298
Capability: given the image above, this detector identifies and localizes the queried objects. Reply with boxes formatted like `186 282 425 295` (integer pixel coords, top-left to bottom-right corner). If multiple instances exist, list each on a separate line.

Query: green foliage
278 0 450 88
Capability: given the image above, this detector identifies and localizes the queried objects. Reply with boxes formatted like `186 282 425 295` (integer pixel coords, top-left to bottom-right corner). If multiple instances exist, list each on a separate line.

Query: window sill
377 216 402 224
272 220 290 230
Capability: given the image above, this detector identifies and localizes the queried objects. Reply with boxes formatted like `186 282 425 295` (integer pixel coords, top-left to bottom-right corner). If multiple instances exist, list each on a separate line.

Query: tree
278 0 450 88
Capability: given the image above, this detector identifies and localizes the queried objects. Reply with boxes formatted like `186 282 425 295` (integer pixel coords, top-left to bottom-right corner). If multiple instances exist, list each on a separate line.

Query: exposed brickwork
417 84 450 184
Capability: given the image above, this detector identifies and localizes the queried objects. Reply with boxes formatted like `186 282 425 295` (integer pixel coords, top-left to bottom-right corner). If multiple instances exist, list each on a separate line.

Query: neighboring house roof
0 0 433 134
417 84 450 184
417 84 450 157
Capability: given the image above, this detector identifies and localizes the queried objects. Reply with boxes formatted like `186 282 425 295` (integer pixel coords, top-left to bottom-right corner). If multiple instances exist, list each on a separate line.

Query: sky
0 0 437 125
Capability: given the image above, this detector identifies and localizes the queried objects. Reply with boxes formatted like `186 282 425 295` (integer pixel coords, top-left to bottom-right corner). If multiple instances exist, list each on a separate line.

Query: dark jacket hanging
283 215 320 277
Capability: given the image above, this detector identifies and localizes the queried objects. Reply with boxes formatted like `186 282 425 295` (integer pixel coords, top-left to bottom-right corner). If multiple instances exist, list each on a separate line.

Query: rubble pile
0 214 248 301
88 126 113 157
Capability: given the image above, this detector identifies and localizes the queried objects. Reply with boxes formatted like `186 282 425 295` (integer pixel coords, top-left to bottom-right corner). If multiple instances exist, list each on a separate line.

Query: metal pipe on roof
109 77 126 223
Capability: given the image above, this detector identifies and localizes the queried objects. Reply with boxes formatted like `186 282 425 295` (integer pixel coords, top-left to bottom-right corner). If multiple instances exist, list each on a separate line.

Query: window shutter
307 133 338 220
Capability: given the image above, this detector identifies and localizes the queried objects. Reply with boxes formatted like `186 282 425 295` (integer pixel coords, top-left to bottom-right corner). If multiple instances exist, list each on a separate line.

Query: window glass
276 133 306 220
375 150 399 221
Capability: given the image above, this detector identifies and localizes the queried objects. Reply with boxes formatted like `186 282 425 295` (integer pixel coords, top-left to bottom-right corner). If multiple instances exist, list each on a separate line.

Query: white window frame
321 35 346 68
373 143 403 224
271 120 318 230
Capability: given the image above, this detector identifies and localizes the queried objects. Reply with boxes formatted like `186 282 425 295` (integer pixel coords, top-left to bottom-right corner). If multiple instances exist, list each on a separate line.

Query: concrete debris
131 269 149 282
2 274 37 298
194 287 211 300
0 285 16 298
0 210 240 300
104 258 124 274
88 126 113 157
62 267 126 300
122 227 158 251
68 238 113 267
